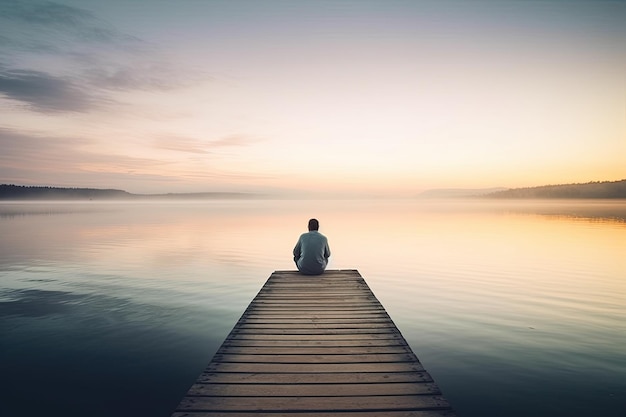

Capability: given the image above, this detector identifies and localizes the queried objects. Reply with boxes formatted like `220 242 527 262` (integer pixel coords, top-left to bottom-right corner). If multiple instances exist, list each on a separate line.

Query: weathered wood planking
171 270 455 417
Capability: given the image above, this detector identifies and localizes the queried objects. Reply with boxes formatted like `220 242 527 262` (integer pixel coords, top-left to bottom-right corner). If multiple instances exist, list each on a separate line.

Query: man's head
308 218 319 231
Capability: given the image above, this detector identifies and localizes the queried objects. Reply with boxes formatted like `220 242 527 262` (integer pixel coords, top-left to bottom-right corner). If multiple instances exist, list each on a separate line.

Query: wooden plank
176 395 452 411
235 322 396 329
249 301 381 306
212 353 416 363
171 270 455 416
205 360 425 373
196 371 433 384
231 328 398 335
217 344 409 355
227 333 403 341
172 412 457 417
222 339 407 347
243 311 387 316
241 317 392 323
186 382 441 396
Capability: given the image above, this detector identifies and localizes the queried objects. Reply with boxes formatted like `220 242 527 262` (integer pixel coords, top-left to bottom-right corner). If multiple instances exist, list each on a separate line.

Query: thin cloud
0 0 139 47
153 134 262 154
0 61 201 113
83 64 199 92
210 135 262 148
0 68 110 112
0 128 159 176
0 128 266 190
0 1 210 113
153 136 211 154
0 127 92 178
0 1 137 112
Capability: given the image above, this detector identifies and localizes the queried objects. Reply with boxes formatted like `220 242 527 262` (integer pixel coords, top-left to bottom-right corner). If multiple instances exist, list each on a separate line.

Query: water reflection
0 199 625 417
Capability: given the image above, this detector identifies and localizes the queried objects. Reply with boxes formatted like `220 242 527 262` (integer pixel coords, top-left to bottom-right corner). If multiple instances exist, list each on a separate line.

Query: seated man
293 218 331 275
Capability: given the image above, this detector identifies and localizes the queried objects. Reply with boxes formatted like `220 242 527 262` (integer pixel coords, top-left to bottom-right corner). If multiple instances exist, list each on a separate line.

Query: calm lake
1 199 625 417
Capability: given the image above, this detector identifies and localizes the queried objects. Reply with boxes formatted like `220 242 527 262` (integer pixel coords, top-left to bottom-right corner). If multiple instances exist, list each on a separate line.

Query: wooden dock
171 269 455 416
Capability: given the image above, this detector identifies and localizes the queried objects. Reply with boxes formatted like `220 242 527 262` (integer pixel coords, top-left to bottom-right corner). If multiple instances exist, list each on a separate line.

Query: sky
1 0 624 197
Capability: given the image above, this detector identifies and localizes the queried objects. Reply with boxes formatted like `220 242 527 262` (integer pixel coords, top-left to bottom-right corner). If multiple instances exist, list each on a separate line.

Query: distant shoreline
1 180 625 200
0 185 262 201
481 179 626 199
419 180 626 199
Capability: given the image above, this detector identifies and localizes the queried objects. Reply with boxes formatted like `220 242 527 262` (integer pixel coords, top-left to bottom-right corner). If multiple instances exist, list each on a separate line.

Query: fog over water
1 199 625 417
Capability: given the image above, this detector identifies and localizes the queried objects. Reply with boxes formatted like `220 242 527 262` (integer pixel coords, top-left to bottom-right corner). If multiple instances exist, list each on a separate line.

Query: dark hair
308 218 319 231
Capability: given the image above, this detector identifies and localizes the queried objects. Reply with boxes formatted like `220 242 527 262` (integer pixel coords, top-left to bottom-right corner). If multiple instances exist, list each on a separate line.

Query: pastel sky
1 0 624 196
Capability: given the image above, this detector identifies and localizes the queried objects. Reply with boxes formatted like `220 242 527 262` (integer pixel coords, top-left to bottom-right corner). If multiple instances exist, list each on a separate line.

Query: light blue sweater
293 230 331 275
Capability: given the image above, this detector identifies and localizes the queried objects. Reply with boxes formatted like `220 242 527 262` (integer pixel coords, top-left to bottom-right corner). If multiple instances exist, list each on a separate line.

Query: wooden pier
171 269 455 416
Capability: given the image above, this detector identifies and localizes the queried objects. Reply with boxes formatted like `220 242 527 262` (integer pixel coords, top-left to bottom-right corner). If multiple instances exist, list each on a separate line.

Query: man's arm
293 238 302 262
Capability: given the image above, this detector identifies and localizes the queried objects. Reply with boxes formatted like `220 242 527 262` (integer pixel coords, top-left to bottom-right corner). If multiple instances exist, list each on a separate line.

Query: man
293 218 331 275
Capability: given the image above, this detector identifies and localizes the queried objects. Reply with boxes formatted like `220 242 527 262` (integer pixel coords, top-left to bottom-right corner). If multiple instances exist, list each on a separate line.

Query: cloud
0 128 267 192
153 136 211 154
0 127 90 165
0 67 110 112
0 127 160 178
0 0 139 48
83 64 198 92
0 1 210 113
210 135 262 148
0 1 140 111
0 62 194 114
153 134 262 154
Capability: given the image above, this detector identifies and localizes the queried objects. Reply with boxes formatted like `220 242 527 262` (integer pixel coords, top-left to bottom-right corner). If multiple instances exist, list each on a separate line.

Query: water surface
1 199 625 416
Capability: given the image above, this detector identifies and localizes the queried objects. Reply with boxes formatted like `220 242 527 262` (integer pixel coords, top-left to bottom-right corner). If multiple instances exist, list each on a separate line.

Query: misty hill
484 180 626 199
418 187 507 198
0 185 259 200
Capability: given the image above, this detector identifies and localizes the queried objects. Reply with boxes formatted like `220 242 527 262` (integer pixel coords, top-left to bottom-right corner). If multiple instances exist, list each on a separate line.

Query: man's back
293 225 331 275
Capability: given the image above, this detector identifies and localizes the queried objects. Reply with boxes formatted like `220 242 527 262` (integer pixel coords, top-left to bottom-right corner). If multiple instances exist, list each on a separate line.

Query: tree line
485 180 626 199
0 185 131 200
